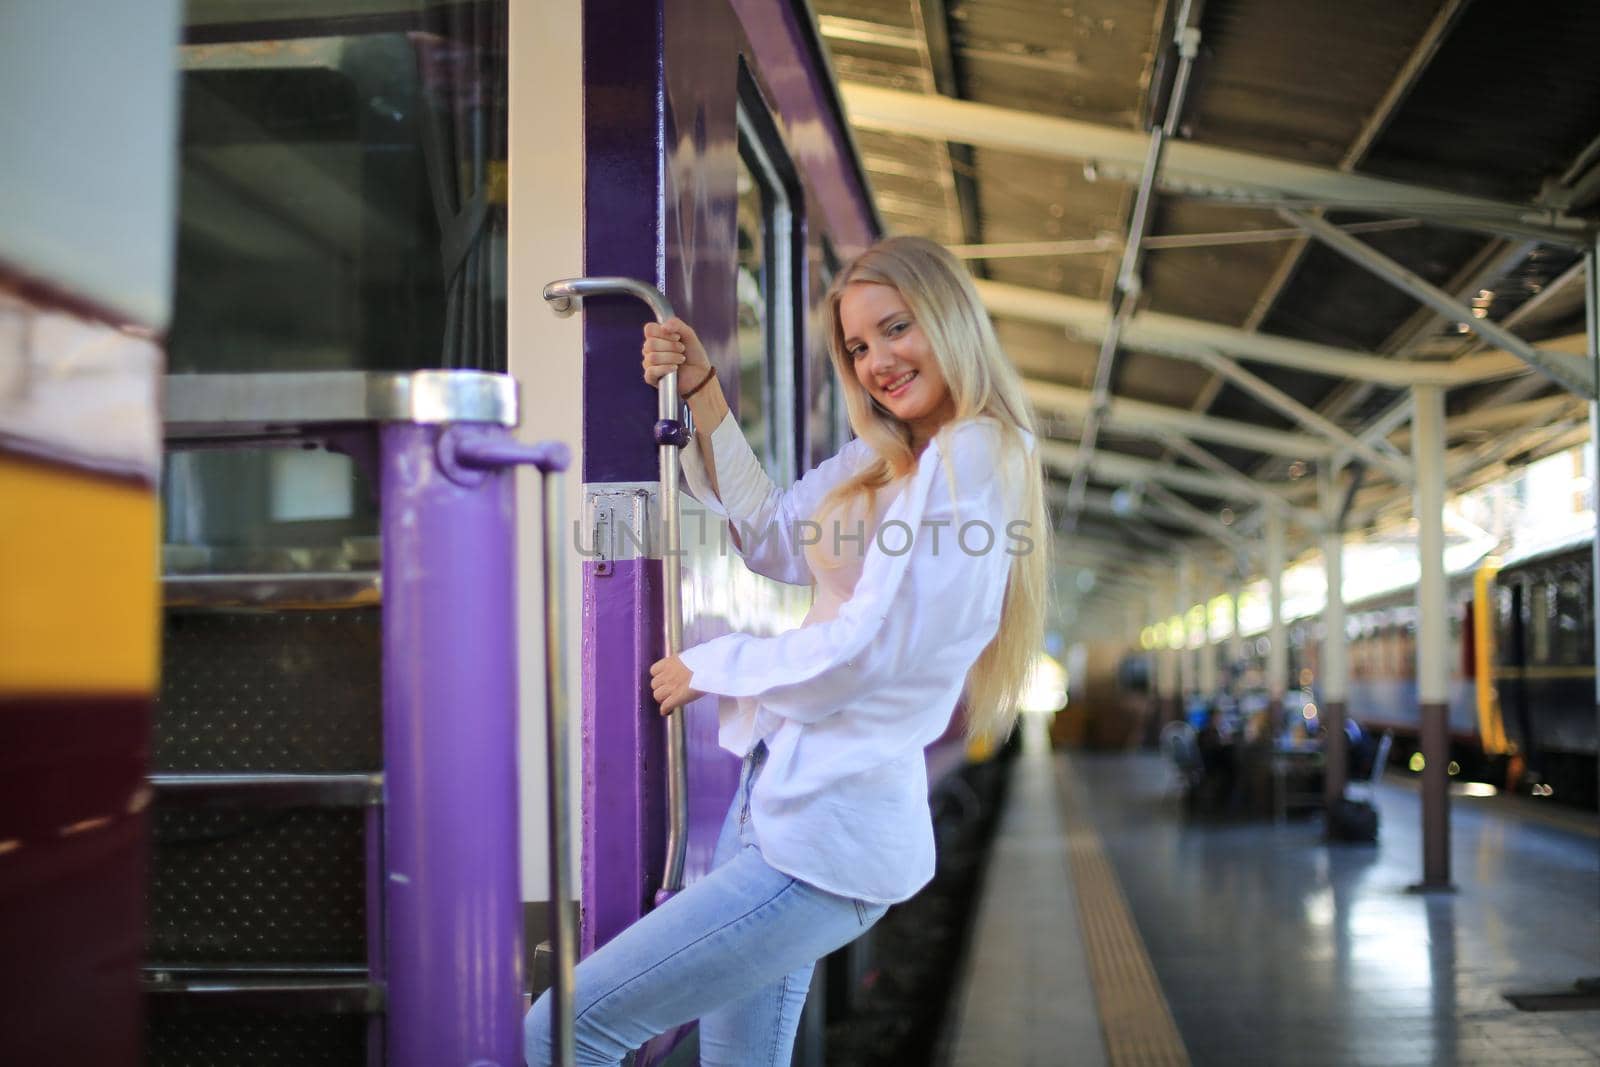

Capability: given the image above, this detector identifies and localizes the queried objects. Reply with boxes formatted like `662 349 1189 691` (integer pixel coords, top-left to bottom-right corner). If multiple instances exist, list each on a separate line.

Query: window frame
733 71 803 485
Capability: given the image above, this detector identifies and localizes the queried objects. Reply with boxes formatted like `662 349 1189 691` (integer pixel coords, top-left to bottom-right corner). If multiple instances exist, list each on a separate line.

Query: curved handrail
542 277 690 908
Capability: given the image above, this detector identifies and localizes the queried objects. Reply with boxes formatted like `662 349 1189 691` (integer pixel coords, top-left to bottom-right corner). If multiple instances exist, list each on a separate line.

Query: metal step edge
149 772 383 808
161 570 382 609
142 968 384 1015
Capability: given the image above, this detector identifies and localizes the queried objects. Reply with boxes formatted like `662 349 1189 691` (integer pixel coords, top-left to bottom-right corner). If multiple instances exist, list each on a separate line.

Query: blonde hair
813 235 1050 745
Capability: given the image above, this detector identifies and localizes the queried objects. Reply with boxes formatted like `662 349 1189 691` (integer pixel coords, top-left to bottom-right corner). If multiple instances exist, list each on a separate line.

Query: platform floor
941 718 1108 1067
948 741 1600 1067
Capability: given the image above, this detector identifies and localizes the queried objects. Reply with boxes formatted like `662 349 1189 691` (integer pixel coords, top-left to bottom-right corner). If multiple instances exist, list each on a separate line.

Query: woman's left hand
649 655 704 714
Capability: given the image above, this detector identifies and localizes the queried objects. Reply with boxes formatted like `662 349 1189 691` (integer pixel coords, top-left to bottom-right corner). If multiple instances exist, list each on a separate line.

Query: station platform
941 725 1600 1067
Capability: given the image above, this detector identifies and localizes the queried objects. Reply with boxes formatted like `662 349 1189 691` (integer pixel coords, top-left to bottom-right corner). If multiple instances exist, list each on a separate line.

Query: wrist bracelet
680 366 717 401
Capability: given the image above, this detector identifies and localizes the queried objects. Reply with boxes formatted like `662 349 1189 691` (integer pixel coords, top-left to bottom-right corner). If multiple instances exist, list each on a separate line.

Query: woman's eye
847 345 866 359
887 320 909 336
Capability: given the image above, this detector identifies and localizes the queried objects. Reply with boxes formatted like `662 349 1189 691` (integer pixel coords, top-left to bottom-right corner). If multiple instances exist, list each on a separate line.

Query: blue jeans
525 743 888 1066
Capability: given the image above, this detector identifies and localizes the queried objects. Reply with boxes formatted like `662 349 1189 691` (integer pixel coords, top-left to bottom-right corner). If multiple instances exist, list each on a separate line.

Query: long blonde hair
815 235 1050 745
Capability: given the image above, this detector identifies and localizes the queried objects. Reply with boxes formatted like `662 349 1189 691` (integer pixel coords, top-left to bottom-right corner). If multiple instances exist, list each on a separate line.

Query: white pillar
1266 506 1288 737
1177 555 1196 703
1587 240 1600 835
1413 383 1451 888
1228 576 1244 666
1147 583 1166 714
1198 576 1218 700
1319 466 1349 806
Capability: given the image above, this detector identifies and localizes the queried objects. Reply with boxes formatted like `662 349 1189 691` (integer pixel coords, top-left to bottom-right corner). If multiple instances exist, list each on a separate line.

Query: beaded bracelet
680 366 717 401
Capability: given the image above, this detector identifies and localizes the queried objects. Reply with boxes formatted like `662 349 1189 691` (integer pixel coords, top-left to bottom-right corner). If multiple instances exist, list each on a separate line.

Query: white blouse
677 411 1032 904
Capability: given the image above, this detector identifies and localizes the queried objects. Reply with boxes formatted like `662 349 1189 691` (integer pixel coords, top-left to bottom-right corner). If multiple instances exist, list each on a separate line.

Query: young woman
526 235 1048 1066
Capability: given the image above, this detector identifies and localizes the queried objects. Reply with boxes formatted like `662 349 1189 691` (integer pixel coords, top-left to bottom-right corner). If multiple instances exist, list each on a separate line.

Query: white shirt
678 412 1030 903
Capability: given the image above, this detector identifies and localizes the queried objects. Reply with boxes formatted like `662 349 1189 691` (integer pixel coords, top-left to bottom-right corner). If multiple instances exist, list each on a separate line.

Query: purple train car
3 2 977 1066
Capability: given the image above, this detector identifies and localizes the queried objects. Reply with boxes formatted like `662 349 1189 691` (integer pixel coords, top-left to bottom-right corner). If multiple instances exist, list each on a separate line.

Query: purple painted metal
364 803 385 1067
380 421 524 1067
582 1 665 486
726 0 878 250
576 7 880 1061
581 557 668 955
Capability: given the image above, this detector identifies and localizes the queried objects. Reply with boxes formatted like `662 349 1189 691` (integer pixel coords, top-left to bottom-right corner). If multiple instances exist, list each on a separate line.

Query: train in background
4 2 993 1065
1232 532 1595 811
1294 530 1598 811
1084 532 1597 812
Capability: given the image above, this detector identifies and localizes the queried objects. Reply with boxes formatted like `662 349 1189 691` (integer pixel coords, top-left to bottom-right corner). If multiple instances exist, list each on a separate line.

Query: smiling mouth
882 370 918 398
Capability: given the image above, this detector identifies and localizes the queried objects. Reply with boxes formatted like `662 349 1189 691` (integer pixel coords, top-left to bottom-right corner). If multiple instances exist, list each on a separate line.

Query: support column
1162 578 1181 722
1198 577 1218 703
1587 238 1600 839
1265 506 1288 742
1228 576 1245 667
1412 384 1452 890
1177 555 1196 711
1319 466 1350 810
1147 583 1166 726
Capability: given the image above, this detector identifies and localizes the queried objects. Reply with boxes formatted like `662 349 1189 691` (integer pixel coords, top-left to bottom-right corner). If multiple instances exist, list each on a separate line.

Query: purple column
380 422 523 1067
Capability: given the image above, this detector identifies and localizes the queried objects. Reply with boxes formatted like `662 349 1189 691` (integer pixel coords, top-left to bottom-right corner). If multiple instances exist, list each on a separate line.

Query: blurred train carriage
1092 532 1599 812
3 2 993 1065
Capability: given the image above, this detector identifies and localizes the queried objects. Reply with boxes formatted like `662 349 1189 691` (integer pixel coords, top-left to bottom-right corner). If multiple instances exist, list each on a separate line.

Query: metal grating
146 1011 366 1067
147 807 368 965
157 608 383 773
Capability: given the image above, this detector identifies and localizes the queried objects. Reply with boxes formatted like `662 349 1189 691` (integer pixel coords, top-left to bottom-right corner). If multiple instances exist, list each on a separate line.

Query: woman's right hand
642 318 712 391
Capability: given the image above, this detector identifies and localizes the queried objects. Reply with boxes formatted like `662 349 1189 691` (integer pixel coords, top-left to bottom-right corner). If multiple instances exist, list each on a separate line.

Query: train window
1555 576 1586 665
1528 581 1552 665
170 7 507 373
163 4 508 570
805 240 849 470
734 89 800 484
1495 584 1517 665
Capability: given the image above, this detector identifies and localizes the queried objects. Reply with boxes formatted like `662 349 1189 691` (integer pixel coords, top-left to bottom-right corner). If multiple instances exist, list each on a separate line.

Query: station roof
810 0 1600 624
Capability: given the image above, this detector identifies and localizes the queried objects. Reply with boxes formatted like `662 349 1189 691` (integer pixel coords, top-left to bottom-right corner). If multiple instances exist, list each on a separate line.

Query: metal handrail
542 276 689 1064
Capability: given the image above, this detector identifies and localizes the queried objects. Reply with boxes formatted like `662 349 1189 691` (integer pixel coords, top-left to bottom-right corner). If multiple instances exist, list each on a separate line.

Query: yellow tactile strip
1055 756 1190 1067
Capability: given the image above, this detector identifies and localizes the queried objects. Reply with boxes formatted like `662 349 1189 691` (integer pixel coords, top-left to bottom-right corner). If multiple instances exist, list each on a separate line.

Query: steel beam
948 219 1420 260
838 83 1589 243
1281 209 1596 399
983 279 1536 389
1064 7 1203 530
1030 377 1331 457
1143 482 1253 555
1042 438 1291 504
1155 433 1322 528
1191 349 1412 481
1240 0 1471 334
1332 392 1416 470
1027 379 1332 457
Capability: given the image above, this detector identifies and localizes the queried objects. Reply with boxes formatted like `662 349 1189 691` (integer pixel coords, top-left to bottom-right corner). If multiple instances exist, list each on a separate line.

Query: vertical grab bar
537 453 577 1067
542 277 691 909
445 433 574 1067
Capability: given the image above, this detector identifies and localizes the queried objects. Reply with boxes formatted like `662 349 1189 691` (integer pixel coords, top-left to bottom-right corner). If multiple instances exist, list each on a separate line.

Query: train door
1498 578 1534 774
153 4 542 1064
0 4 180 1064
565 4 877 1064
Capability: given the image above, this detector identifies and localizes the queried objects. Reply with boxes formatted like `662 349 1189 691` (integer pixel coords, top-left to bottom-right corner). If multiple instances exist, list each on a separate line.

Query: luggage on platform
1327 797 1379 842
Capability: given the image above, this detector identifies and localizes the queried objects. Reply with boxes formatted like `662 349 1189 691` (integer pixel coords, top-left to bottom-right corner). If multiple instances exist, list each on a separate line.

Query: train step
142 966 383 1014
150 772 383 809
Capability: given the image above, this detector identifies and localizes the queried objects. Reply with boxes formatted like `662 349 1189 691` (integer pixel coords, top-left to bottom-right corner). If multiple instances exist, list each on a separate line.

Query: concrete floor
1070 752 1600 1067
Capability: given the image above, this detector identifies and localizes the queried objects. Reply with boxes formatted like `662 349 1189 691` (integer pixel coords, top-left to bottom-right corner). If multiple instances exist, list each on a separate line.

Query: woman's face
839 282 956 443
